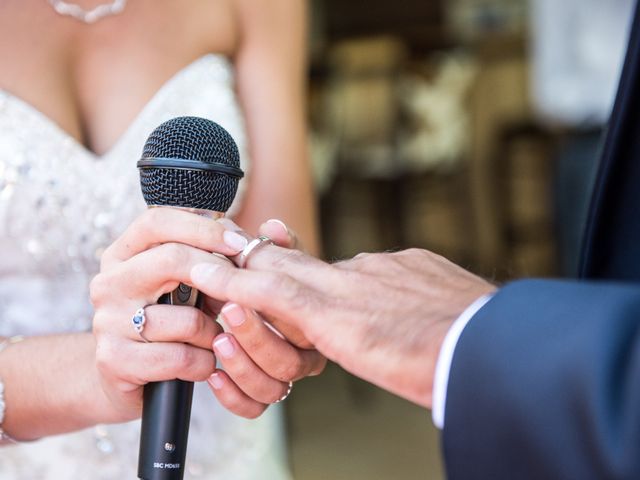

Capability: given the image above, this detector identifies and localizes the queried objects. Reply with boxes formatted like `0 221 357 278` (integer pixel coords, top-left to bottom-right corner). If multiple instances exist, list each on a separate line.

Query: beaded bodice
0 54 248 338
0 55 289 480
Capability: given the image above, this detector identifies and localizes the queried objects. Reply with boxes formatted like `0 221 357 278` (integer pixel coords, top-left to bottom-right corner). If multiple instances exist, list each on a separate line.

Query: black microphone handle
138 285 203 480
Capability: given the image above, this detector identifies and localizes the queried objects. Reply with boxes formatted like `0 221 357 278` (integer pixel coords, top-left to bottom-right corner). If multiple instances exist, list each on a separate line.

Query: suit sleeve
442 279 640 480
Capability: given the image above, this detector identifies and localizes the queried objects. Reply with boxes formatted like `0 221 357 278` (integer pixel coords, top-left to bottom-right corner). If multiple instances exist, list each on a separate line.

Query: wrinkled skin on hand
91 209 325 421
191 244 496 408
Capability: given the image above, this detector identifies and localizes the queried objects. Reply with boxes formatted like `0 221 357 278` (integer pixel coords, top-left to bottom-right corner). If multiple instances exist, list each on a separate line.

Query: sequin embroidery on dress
0 55 290 480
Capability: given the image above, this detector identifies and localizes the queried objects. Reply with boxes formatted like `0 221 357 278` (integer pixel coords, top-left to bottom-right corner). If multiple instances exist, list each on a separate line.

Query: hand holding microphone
135 117 246 480
90 117 326 480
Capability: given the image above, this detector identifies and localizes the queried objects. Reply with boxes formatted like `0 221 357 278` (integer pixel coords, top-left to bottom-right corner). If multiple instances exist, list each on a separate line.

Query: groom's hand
206 218 314 349
191 236 495 408
197 218 326 418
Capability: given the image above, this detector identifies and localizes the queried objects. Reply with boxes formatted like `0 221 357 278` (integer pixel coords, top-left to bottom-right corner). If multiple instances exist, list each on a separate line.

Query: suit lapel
580 3 640 280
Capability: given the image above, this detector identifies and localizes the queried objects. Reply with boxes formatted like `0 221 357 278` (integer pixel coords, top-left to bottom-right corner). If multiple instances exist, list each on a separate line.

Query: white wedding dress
0 55 291 479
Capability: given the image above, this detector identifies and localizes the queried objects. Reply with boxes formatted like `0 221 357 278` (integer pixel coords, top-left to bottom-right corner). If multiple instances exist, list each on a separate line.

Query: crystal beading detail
0 55 285 479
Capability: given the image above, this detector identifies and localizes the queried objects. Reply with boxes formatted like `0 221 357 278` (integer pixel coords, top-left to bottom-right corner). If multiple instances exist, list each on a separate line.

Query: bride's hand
90 208 246 422
257 218 302 250
208 303 326 418
202 218 326 418
215 219 313 349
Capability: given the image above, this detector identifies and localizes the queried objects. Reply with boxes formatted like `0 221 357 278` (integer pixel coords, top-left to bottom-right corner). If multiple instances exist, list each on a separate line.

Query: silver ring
131 306 151 343
273 381 293 403
237 235 274 269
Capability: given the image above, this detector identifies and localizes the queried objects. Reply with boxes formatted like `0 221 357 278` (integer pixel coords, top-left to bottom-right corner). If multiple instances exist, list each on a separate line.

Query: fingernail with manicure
266 219 288 233
223 230 248 251
208 372 224 390
214 335 235 358
217 218 242 231
221 303 245 327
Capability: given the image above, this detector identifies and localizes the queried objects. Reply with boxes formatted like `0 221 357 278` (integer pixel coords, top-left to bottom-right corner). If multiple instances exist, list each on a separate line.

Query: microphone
136 116 244 480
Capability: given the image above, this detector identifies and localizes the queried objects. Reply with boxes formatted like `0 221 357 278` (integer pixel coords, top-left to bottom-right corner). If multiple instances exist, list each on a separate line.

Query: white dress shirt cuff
431 294 494 429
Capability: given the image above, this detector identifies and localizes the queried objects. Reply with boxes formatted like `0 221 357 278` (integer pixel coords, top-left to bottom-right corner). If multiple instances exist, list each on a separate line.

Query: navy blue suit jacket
443 5 640 479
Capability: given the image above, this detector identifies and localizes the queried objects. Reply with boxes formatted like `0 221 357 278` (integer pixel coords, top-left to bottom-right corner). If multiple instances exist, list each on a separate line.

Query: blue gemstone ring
131 306 151 343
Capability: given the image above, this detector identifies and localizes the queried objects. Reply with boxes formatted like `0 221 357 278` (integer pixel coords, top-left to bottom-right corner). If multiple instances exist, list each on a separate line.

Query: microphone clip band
137 157 244 178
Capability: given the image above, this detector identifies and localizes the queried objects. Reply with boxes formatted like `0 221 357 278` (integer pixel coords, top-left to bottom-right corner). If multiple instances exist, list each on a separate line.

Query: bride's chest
0 94 144 277
0 1 239 157
0 55 248 277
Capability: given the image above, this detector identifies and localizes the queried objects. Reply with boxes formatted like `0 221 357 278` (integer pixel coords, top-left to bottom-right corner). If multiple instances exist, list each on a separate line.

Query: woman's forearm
234 0 320 256
0 333 117 441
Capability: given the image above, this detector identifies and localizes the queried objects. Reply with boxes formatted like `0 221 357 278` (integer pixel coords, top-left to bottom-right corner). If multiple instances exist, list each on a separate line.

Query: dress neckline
0 54 231 159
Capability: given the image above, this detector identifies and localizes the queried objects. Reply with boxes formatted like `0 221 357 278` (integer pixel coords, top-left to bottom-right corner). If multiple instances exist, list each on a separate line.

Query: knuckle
89 274 109 308
173 345 196 370
94 338 117 374
156 243 187 273
265 392 282 405
378 251 399 263
243 404 267 420
193 216 220 245
253 272 282 301
402 248 427 258
99 247 114 270
310 356 328 376
181 308 205 340
131 211 155 240
189 216 207 242
192 354 216 381
242 335 265 356
398 248 442 266
269 273 297 300
229 363 252 385
305 350 327 377
354 252 372 261
333 258 354 270
91 311 109 335
432 252 449 263
288 228 298 245
141 208 163 231
284 248 305 260
342 252 382 271
173 347 215 380
276 357 304 382
210 264 231 285
269 248 305 270
278 277 314 314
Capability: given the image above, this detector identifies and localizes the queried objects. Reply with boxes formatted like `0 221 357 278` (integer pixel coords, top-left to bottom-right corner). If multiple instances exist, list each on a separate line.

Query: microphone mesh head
139 117 241 211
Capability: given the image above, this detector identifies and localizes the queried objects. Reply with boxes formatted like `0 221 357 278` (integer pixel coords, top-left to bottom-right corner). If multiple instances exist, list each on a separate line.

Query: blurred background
286 0 635 478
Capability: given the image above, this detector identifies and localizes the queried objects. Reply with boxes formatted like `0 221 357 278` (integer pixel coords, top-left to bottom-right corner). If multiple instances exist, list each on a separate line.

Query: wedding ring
131 306 151 343
273 381 293 404
236 235 274 269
